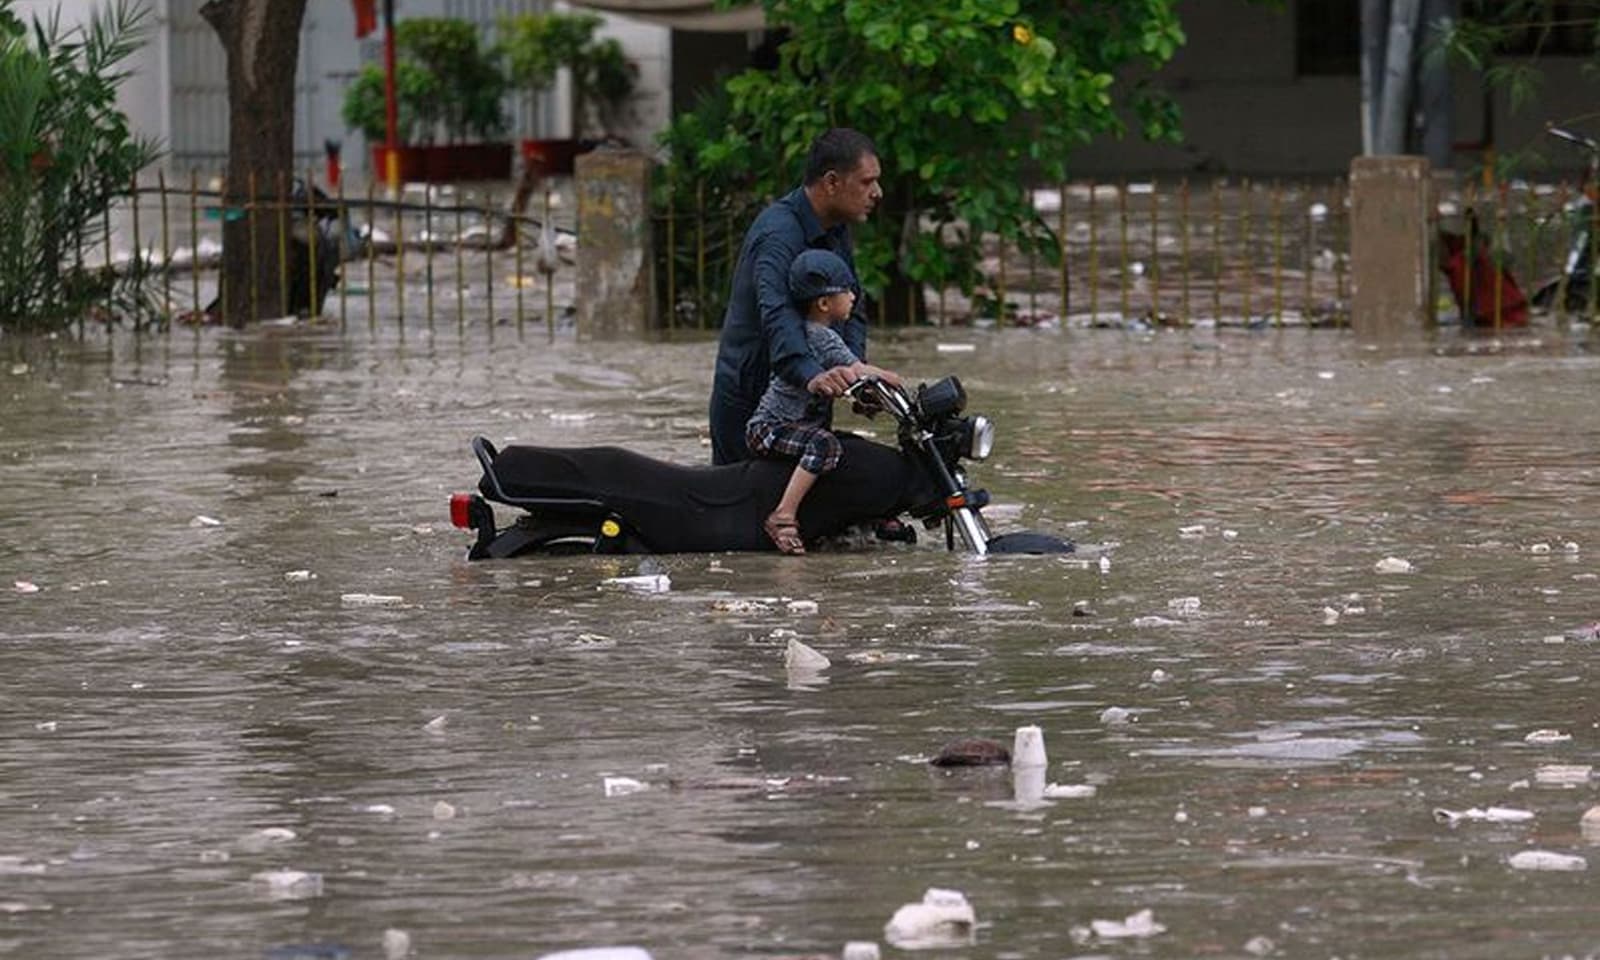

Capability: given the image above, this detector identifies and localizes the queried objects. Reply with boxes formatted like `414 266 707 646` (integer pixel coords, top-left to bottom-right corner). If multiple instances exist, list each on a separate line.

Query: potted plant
500 12 637 174
341 17 512 182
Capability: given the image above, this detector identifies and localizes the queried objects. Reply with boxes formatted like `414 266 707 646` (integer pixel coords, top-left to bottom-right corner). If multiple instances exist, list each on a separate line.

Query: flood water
3 322 1599 960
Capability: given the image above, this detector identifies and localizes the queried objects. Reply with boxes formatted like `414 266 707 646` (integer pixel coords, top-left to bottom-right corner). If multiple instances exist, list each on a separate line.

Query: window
1297 0 1361 76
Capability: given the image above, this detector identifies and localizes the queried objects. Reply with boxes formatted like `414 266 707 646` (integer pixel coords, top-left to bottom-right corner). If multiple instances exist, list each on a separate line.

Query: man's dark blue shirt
708 186 866 464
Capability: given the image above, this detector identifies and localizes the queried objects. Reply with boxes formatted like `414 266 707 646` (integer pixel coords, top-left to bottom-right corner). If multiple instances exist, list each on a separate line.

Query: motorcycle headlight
963 415 995 460
915 377 967 420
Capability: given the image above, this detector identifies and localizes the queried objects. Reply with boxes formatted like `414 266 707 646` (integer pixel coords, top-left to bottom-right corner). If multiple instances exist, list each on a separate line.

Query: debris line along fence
87 172 574 337
654 178 1357 330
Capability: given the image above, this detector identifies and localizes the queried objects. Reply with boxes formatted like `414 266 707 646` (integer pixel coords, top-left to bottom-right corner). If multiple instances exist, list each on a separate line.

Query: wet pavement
3 321 1600 959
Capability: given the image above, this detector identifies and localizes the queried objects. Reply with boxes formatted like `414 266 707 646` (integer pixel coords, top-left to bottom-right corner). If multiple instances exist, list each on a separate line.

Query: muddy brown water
3 322 1599 959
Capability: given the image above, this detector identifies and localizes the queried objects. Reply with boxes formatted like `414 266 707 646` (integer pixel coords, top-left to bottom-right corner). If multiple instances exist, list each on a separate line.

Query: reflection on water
3 325 1600 959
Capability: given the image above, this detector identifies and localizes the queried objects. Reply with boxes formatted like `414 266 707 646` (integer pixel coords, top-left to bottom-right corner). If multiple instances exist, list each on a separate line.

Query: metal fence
83 172 1599 336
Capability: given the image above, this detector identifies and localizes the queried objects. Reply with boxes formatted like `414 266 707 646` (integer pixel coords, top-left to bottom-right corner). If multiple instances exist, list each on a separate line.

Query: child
745 249 902 554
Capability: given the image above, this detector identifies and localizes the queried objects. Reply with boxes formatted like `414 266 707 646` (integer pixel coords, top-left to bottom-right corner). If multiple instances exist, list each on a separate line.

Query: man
707 128 883 464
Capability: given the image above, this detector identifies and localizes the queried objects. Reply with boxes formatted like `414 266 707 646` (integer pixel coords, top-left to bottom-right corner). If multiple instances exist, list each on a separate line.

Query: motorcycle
448 375 1075 558
1531 125 1600 314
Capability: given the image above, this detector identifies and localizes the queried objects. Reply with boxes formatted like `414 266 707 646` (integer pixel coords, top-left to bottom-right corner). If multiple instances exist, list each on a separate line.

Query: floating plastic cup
1012 725 1047 768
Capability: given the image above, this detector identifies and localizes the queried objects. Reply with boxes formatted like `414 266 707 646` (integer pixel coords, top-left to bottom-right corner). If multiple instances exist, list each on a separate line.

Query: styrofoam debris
1086 908 1167 940
1530 542 1552 554
1322 606 1341 625
785 599 819 614
1222 529 1239 540
1042 783 1096 799
382 928 412 960
422 715 448 734
1167 596 1201 614
884 888 976 949
1248 805 1268 818
342 593 405 606
711 598 773 614
1244 935 1276 956
1097 555 1111 574
1534 764 1592 786
34 721 56 732
251 869 323 900
1099 706 1132 725
1564 541 1580 553
1508 850 1587 872
1131 616 1180 628
1374 556 1414 574
784 638 830 672
364 804 396 816
1178 524 1207 538
603 777 649 798
1012 725 1047 768
1525 729 1572 744
432 801 457 820
935 342 977 354
1149 668 1170 683
603 574 670 593
189 515 223 528
13 580 39 594
1433 806 1534 825
1581 806 1600 839
236 827 298 851
283 570 316 582
841 942 880 960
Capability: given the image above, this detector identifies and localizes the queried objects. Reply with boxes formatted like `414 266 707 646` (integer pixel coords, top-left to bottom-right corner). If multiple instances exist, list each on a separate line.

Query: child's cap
788 249 856 304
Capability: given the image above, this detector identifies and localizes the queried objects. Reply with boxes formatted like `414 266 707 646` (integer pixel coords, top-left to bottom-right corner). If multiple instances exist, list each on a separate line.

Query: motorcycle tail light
450 493 477 529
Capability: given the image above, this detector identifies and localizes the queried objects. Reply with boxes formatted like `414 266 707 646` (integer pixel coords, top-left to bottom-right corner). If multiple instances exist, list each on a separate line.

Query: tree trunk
1376 0 1423 155
1418 0 1457 168
201 0 309 324
1360 0 1387 155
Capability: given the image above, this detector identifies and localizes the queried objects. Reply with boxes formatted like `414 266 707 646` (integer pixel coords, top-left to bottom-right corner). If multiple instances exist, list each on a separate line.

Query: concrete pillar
576 148 655 340
1349 156 1431 337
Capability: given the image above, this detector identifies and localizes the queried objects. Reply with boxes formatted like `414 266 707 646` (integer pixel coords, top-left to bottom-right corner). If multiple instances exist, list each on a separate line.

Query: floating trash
1433 806 1534 825
784 638 830 673
1508 850 1587 872
251 869 324 900
602 573 670 594
935 343 977 354
1042 783 1096 799
1099 706 1132 725
1167 596 1201 614
883 888 977 950
1149 668 1170 683
1322 606 1341 625
1012 725 1047 769
1075 907 1167 941
841 943 880 960
1374 557 1414 574
785 599 819 614
236 827 298 852
342 593 405 607
422 715 448 735
535 949 652 960
929 738 1010 767
711 598 772 614
1132 616 1181 628
603 777 649 798
1581 806 1600 841
1525 729 1572 744
1534 764 1592 786
1178 524 1207 538
1244 935 1277 956
382 929 412 960
189 515 223 528
13 580 39 594
284 570 316 582
432 801 457 820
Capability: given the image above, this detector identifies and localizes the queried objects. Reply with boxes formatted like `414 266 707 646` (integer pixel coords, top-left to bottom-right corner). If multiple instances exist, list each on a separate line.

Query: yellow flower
1012 23 1033 45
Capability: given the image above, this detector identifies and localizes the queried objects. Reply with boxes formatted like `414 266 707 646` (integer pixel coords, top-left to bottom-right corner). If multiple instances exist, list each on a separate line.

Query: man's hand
807 364 857 397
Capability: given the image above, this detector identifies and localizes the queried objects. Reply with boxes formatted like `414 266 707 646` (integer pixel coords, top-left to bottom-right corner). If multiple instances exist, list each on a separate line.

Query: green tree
660 0 1196 323
0 0 160 329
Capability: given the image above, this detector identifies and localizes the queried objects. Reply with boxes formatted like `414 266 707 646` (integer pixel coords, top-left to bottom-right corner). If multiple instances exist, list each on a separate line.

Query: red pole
382 0 398 189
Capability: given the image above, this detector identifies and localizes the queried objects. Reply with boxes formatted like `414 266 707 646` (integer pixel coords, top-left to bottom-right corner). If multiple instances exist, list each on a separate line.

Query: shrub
0 0 160 329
